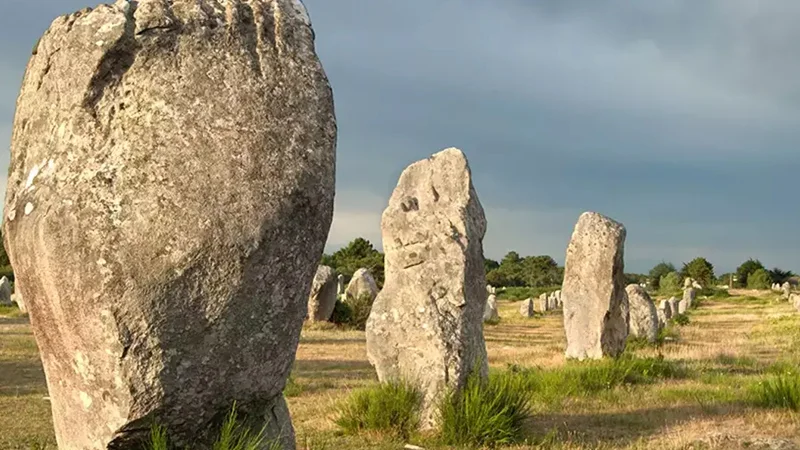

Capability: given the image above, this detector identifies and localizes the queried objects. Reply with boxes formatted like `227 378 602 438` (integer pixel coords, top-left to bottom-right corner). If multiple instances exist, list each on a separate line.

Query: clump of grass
750 373 800 411
335 380 422 440
438 370 532 448
146 424 169 450
658 323 680 342
672 313 690 326
714 353 757 369
283 375 303 398
484 317 501 326
0 304 26 318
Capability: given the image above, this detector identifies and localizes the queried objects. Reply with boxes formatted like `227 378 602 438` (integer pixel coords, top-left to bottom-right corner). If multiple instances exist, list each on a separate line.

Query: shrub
346 294 375 331
283 375 302 398
747 269 772 290
335 380 422 440
750 373 800 411
672 314 690 326
438 370 532 447
659 272 681 295
329 300 352 326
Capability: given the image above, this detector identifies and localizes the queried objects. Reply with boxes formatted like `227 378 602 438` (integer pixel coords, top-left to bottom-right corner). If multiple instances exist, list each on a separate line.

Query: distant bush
347 294 374 331
0 264 14 282
659 272 681 295
672 314 690 326
710 288 731 299
750 373 800 411
438 370 532 447
747 269 772 290
330 300 352 326
335 380 422 440
497 286 559 301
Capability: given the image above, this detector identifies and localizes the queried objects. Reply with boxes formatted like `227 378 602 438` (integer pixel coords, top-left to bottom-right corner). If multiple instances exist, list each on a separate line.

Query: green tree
648 262 676 290
484 258 500 274
769 267 795 285
322 238 385 287
659 272 681 293
747 268 772 290
522 255 562 287
680 257 715 287
736 259 765 288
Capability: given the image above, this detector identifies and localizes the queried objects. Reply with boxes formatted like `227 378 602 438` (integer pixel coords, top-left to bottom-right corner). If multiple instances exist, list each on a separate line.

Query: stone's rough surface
683 288 697 309
562 212 628 360
2 2 336 449
782 282 792 300
678 299 688 314
625 285 659 343
519 298 534 318
0 277 11 306
307 266 338 322
668 297 679 317
659 300 672 320
366 148 488 428
538 293 549 312
484 294 499 322
684 277 694 289
345 268 379 303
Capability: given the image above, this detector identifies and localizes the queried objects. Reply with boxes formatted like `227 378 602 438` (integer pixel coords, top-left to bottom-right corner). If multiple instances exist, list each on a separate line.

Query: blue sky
2 1 799 274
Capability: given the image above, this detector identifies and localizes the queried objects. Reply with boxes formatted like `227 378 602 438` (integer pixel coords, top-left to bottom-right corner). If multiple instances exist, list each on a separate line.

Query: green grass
672 313 690 326
438 370 532 448
283 376 303 398
750 373 800 411
335 380 422 440
0 305 26 318
497 286 559 301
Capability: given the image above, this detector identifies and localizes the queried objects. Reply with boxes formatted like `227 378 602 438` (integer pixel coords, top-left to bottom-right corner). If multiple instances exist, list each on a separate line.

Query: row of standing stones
4 1 796 449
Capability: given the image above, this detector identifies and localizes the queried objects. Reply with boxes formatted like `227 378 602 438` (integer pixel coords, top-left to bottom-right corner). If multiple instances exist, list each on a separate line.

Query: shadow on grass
0 358 47 397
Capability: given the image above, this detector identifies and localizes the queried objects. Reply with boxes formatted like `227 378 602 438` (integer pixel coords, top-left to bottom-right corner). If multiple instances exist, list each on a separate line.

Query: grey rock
345 268 379 303
365 148 488 429
0 277 11 306
2 1 335 448
683 287 697 309
625 285 659 343
519 298 534 318
307 266 338 322
667 297 679 317
483 294 499 322
678 299 688 314
562 212 628 360
337 274 345 296
538 293 549 312
782 282 792 300
659 299 672 320
684 277 694 289
791 293 800 312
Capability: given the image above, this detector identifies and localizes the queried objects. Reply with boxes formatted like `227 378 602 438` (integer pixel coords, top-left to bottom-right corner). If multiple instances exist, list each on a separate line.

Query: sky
1 1 799 274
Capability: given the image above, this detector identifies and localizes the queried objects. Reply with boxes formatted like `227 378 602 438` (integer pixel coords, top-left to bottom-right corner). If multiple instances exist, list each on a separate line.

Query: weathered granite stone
668 297 679 317
11 292 26 313
538 293 549 312
2 1 336 448
659 299 672 320
677 299 688 314
307 266 338 322
683 288 697 309
345 268 379 303
365 148 488 429
562 212 628 360
791 293 800 312
625 285 659 343
483 294 499 322
684 277 694 289
782 282 792 300
519 298 534 318
337 274 345 296
0 277 11 306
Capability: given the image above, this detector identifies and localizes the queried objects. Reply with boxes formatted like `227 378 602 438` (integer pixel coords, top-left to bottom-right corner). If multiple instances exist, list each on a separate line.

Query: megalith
307 266 338 322
483 294 499 322
0 277 11 306
683 287 697 309
519 298 534 318
365 148 488 428
345 268 379 303
625 285 659 343
2 1 336 448
562 212 628 360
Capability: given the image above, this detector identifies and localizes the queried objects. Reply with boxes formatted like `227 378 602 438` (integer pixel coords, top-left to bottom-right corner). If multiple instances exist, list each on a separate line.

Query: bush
347 294 374 331
438 370 532 447
283 375 302 398
335 380 422 440
659 272 681 295
497 286 559 301
750 374 800 411
672 314 690 326
329 300 352 326
747 269 772 290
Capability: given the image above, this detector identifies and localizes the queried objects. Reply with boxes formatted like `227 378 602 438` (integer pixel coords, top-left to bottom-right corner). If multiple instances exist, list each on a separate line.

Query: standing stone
677 299 688 314
345 268 380 303
0 277 11 306
782 282 792 300
483 294 499 322
486 284 493 295
337 274 345 296
625 285 659 343
684 277 694 289
791 293 800 312
2 2 336 449
562 212 628 360
11 292 26 313
667 297 679 317
555 290 563 308
365 148 488 428
683 288 697 309
692 280 702 290
538 293 549 312
659 299 673 321
307 266 338 322
519 298 534 318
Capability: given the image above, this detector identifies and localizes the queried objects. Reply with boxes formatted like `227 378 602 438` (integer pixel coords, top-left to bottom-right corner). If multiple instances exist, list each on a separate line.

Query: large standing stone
2 2 336 448
659 299 672 320
667 297 679 317
562 212 628 360
345 268 379 303
366 148 488 428
0 277 11 306
683 288 697 309
538 293 549 312
307 266 338 322
483 294 499 322
625 285 659 343
519 298 534 318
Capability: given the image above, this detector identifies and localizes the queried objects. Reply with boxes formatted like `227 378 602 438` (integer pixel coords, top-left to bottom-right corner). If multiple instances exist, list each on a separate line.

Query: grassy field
2 290 799 449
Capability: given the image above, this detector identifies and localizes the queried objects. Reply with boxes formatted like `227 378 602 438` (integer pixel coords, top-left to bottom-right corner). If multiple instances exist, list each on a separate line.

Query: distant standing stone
562 212 629 360
659 299 672 320
366 148 488 429
668 297 679 317
782 282 792 300
791 293 800 312
625 285 659 343
683 288 697 309
484 294 500 322
538 293 549 312
346 268 380 303
519 298 535 318
307 266 338 322
684 277 694 289
11 292 25 313
677 299 688 314
337 274 345 296
0 277 10 306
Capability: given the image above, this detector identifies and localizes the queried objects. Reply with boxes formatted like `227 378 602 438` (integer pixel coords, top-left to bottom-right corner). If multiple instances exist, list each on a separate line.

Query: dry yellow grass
2 292 799 449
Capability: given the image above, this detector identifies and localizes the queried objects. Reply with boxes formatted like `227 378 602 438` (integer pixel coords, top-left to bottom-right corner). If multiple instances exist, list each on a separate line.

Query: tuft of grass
335 380 422 440
484 317 501 326
146 424 169 450
750 373 800 411
438 370 532 448
283 376 303 398
672 313 690 326
0 304 26 318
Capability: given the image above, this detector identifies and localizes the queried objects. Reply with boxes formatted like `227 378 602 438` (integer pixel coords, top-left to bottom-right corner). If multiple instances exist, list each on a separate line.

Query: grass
334 380 422 440
497 286 560 301
0 305 26 318
750 373 800 411
438 370 532 448
672 313 690 326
